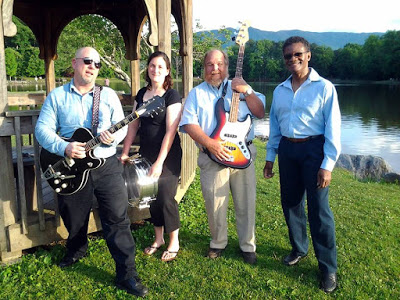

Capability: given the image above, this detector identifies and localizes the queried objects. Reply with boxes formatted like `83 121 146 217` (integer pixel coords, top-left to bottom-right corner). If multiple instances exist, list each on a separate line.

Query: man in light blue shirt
180 49 265 264
263 37 341 293
35 47 148 297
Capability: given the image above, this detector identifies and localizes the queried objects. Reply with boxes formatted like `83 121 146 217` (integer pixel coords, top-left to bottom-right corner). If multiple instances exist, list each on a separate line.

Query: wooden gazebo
0 0 197 263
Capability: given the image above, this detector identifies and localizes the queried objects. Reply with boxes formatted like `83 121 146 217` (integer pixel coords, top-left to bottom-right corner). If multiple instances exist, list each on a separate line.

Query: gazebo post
0 0 21 262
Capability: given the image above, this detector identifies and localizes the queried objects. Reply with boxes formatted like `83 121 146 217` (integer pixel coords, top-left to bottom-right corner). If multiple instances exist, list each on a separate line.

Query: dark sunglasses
283 51 309 60
76 57 101 69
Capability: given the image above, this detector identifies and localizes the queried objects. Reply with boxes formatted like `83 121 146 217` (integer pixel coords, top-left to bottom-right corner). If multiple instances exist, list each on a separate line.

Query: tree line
5 15 400 83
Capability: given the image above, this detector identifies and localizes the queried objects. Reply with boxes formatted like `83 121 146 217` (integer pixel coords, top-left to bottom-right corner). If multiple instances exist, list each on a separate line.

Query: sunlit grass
1 139 399 299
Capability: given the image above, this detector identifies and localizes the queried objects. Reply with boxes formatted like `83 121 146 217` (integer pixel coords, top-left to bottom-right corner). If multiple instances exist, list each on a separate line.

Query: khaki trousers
198 144 257 252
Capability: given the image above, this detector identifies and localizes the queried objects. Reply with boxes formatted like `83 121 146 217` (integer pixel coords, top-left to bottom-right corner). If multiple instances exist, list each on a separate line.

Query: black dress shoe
58 253 86 268
321 272 337 293
283 251 307 266
241 251 257 265
116 277 149 297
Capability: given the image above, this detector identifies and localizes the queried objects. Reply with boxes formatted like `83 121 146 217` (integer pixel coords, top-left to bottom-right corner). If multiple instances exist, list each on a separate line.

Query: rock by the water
336 154 395 181
382 173 400 184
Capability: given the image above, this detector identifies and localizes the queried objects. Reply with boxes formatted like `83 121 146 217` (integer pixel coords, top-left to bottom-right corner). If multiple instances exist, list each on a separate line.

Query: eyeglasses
76 57 101 69
283 51 309 60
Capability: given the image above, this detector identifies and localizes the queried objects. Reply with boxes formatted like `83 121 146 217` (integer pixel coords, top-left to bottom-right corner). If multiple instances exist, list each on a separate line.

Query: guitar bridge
42 165 57 180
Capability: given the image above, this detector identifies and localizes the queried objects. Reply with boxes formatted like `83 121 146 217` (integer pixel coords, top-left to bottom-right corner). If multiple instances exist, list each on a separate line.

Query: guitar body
40 128 105 195
39 95 164 195
206 97 252 169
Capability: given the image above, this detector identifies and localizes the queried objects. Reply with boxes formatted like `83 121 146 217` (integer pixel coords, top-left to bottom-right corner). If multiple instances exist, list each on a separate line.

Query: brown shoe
207 247 224 259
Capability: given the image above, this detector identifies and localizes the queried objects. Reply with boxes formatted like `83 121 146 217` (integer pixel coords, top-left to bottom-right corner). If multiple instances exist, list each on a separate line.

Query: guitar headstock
235 20 251 46
136 95 165 118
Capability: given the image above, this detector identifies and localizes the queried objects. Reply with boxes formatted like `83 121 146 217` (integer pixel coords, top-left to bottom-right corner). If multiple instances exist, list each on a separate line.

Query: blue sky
193 0 400 33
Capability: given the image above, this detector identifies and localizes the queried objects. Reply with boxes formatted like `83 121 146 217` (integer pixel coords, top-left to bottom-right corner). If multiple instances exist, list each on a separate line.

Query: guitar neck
229 44 245 123
85 111 139 151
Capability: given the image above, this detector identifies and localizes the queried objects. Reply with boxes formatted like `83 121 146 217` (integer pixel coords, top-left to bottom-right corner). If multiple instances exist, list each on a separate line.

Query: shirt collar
69 79 95 96
280 67 321 89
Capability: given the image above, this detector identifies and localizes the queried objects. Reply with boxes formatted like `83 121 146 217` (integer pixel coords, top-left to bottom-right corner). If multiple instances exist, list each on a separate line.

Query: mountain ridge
206 28 385 50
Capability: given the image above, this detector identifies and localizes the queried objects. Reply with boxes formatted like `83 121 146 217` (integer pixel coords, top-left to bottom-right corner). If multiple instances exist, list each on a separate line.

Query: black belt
283 135 322 143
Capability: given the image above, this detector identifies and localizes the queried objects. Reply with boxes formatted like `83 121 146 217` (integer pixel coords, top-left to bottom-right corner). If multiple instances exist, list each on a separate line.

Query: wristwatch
244 86 253 97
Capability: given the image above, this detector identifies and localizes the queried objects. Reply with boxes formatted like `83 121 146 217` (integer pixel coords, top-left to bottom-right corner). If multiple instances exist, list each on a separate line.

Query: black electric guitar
40 96 164 195
205 21 252 169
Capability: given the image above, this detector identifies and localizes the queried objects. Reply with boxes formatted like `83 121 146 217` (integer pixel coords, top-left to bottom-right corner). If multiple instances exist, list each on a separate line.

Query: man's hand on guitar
65 142 86 159
206 139 232 162
231 77 249 94
99 130 115 145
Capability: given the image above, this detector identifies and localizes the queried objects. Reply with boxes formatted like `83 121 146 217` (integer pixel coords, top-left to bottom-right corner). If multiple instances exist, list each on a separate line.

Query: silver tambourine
122 155 158 209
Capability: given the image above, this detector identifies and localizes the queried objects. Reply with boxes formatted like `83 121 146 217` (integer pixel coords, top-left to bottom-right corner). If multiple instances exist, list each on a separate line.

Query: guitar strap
221 81 228 99
92 84 103 136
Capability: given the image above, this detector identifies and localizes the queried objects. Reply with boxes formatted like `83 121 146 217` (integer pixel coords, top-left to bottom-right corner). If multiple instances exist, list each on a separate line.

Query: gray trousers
198 144 257 252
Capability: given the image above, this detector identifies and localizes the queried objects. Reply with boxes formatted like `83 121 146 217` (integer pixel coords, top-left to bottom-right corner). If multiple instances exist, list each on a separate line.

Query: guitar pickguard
206 97 253 169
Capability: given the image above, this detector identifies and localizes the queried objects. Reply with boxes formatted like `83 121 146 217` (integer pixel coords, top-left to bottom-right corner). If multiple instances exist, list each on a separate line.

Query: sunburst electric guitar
40 96 165 195
205 21 252 169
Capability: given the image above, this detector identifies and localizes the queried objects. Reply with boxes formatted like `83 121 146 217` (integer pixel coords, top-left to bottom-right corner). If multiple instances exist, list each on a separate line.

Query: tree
192 21 231 77
359 35 384 80
331 44 362 79
4 48 19 79
309 44 334 78
381 30 400 80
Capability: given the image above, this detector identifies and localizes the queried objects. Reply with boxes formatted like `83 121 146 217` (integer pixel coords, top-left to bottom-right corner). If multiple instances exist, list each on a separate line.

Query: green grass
1 139 399 299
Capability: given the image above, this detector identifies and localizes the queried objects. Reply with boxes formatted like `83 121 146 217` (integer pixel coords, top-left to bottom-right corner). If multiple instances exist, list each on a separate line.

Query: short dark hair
145 51 173 90
282 36 311 53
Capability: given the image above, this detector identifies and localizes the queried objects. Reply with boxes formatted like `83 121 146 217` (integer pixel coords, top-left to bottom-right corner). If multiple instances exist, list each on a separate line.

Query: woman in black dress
121 51 182 262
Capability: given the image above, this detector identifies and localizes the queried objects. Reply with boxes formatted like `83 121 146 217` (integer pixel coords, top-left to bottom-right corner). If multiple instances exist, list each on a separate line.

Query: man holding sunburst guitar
180 22 265 265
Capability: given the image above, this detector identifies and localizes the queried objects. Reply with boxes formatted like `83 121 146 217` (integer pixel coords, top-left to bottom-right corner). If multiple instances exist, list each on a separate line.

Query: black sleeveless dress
136 87 182 232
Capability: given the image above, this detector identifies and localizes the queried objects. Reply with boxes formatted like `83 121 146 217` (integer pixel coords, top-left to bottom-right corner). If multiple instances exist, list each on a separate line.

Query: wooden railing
1 93 197 248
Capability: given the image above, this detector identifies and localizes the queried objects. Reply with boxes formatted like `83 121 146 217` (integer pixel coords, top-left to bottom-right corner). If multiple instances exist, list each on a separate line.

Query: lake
8 80 400 172
249 82 400 173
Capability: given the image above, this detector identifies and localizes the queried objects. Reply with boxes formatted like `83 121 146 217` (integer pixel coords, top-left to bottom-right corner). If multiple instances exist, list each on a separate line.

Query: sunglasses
283 51 309 60
76 57 101 69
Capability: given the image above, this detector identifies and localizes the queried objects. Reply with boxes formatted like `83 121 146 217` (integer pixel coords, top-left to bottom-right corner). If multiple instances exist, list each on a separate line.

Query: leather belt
283 135 322 143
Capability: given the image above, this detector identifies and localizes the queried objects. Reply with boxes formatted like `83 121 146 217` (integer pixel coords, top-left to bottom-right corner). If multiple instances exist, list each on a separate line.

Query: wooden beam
156 0 171 58
0 0 18 256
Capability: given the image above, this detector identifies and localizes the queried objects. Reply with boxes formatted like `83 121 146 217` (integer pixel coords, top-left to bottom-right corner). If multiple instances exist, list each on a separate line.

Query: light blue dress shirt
266 68 341 171
35 80 127 158
179 78 266 141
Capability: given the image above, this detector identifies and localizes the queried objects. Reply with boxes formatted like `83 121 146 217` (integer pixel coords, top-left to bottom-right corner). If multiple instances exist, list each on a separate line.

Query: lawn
1 139 399 299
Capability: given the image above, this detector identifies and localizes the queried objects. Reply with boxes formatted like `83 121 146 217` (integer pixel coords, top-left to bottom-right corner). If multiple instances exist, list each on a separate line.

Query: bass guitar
40 96 164 195
205 21 252 169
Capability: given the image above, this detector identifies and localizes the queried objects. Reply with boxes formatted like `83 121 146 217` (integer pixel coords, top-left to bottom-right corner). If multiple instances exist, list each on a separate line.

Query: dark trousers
149 175 180 233
278 136 337 274
58 155 137 281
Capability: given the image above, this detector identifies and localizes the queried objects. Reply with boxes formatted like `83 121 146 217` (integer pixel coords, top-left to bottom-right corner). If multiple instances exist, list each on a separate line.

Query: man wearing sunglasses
35 47 148 297
263 36 341 293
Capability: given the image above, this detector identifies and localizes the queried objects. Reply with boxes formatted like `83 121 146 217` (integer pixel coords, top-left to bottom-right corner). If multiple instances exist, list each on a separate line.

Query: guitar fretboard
229 44 245 123
84 111 139 152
